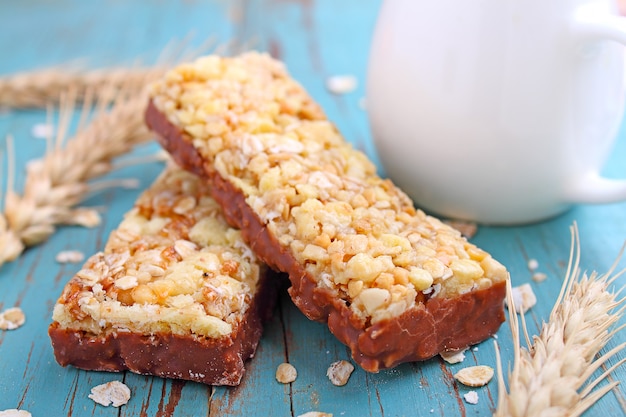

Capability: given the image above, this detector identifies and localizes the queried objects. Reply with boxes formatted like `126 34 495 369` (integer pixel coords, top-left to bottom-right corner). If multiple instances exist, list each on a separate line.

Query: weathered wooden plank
1 1 626 417
209 292 293 416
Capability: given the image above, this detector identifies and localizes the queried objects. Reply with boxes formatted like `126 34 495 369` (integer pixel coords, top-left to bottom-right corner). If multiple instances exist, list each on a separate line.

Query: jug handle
565 4 626 203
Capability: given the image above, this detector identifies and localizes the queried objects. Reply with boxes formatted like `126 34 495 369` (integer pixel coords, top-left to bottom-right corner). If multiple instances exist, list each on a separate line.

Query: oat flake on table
0 410 32 417
275 362 297 384
88 381 131 407
532 271 548 283
55 250 85 264
325 75 357 95
326 360 354 386
0 307 26 330
454 365 494 387
507 283 537 314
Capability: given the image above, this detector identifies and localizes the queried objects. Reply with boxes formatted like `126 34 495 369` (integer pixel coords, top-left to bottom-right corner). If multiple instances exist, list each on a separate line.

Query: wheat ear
0 36 219 109
0 67 166 109
494 224 626 417
0 85 155 268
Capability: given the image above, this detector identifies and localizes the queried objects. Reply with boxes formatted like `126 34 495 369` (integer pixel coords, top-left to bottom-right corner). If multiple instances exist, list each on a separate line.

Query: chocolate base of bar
49 270 280 386
145 100 507 373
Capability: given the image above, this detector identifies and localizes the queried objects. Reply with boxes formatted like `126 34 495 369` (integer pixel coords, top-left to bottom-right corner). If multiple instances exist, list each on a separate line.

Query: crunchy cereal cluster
150 52 508 325
52 166 263 338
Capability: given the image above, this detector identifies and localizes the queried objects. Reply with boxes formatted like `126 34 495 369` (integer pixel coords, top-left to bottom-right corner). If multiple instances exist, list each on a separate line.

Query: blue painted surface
0 1 625 416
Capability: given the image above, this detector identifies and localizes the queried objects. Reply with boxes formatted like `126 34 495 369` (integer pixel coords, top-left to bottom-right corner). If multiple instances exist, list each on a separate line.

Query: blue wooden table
1 1 625 416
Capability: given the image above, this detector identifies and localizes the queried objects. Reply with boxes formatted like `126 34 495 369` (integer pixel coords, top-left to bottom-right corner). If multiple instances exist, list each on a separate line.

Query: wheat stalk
494 224 626 417
0 36 223 109
0 66 166 109
0 84 156 268
0 37 243 269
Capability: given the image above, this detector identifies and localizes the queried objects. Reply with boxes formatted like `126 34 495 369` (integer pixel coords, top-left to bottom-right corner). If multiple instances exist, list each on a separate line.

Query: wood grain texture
1 1 625 416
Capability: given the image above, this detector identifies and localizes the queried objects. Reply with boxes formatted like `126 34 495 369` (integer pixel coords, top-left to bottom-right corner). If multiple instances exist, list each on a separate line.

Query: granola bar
48 164 277 385
145 52 508 372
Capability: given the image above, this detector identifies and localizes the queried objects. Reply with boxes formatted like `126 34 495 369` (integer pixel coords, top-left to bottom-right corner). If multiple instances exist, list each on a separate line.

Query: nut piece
0 410 32 417
297 413 333 417
440 348 466 364
0 307 26 330
326 360 355 386
532 272 547 283
276 362 297 384
463 391 479 405
507 283 537 314
88 381 131 407
454 365 494 387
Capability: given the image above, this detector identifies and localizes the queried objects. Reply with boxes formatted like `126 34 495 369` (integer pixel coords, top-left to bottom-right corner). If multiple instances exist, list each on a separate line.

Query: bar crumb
440 348 467 364
464 391 479 405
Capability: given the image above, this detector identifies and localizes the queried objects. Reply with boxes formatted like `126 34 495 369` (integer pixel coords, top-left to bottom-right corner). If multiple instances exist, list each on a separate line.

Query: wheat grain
494 224 626 417
0 85 155 268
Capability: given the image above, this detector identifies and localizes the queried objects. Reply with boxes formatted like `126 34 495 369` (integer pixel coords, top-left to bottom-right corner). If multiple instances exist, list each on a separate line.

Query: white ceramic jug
367 0 626 224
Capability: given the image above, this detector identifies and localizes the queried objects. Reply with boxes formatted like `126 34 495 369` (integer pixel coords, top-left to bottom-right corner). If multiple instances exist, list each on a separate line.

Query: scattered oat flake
276 362 297 384
327 360 354 386
440 348 466 364
0 307 26 330
0 410 32 417
464 390 479 405
507 283 537 314
55 250 85 264
31 122 55 139
298 413 333 417
532 272 548 283
326 75 357 95
72 209 102 228
454 365 494 387
88 381 131 407
445 220 478 239
527 258 539 271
